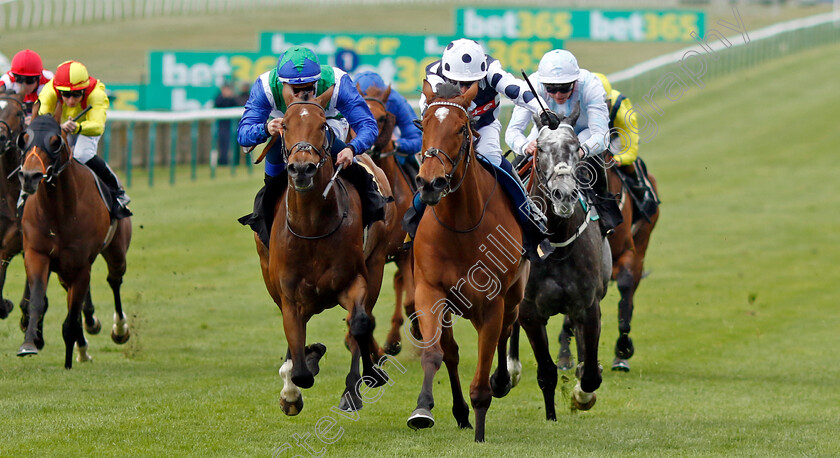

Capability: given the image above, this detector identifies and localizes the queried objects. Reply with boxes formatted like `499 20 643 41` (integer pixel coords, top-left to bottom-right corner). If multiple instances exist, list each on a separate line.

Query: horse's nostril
288 163 297 174
432 177 448 191
304 163 316 176
415 176 425 189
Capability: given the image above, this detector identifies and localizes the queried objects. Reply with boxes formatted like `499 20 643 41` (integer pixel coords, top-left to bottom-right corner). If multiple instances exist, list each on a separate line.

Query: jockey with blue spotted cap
353 71 422 176
237 46 387 245
506 49 622 236
404 38 558 260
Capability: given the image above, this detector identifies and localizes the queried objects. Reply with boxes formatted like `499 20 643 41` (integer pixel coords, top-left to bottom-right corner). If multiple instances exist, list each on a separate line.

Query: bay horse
0 93 27 320
256 84 396 416
507 106 611 419
357 83 418 356
556 159 660 372
406 81 528 442
17 115 131 369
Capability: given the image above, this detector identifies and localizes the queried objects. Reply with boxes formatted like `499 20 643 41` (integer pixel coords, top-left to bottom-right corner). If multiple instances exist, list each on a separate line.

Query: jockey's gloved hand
540 109 561 130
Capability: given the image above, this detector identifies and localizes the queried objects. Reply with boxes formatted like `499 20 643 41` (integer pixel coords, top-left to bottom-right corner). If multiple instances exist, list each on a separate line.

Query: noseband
421 101 473 197
281 101 333 170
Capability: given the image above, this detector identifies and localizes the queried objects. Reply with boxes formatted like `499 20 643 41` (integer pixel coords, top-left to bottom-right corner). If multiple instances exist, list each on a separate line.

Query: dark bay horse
17 115 131 368
0 93 27 320
357 83 418 356
556 159 660 372
507 108 611 418
256 84 396 416
406 81 528 442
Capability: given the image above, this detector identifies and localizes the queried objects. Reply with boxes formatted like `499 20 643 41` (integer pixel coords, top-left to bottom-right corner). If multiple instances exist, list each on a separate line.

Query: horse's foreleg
338 338 363 412
571 304 602 411
18 254 49 356
490 321 514 399
281 298 314 390
440 315 471 429
557 315 575 370
471 300 504 443
103 243 130 345
341 275 387 389
520 314 557 421
407 288 444 431
613 252 636 372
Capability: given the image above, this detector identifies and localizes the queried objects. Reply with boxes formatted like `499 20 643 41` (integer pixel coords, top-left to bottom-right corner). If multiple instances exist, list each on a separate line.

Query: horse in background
256 84 397 416
357 83 418 356
406 80 528 442
556 155 661 372
0 93 27 320
507 105 610 418
17 115 131 368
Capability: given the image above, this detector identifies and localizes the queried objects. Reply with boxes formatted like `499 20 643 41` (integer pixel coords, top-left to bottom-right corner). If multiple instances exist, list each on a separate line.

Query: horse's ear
565 101 581 126
316 85 335 109
16 130 30 151
48 135 63 156
421 79 435 102
461 81 479 106
356 82 363 95
281 82 295 106
382 84 392 103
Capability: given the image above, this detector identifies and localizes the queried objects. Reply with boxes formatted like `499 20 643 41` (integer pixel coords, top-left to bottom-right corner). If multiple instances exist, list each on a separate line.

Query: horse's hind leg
343 276 388 388
490 320 515 399
82 290 101 335
63 276 91 369
556 315 575 370
338 339 364 412
440 316 471 429
519 315 557 421
102 227 130 344
613 260 635 371
506 322 522 388
0 257 15 319
383 270 404 356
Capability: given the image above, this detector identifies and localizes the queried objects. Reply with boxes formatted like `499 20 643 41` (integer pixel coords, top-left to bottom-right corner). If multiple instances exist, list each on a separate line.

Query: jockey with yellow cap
26 60 130 218
0 49 54 121
593 72 659 217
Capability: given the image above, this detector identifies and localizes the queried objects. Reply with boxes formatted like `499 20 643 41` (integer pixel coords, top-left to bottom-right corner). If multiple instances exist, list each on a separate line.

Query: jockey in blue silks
404 38 561 261
353 71 422 176
237 46 388 245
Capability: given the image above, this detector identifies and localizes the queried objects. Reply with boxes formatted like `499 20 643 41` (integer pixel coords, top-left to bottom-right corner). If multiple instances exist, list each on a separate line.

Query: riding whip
322 163 343 198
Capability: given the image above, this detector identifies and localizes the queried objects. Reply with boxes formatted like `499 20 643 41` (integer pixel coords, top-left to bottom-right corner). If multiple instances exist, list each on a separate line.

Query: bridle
281 101 333 170
532 123 577 188
420 101 473 198
21 133 70 184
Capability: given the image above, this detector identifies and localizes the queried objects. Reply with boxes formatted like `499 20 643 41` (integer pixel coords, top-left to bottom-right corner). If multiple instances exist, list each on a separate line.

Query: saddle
84 160 132 220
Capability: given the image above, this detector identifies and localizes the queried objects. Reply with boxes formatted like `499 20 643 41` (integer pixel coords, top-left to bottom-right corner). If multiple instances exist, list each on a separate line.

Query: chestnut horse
507 109 611 419
357 83 418 356
556 161 660 372
406 81 528 442
17 115 131 368
256 85 396 416
0 94 27 320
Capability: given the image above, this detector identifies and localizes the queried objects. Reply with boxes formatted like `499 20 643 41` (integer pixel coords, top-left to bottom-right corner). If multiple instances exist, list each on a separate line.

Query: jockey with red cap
0 49 54 121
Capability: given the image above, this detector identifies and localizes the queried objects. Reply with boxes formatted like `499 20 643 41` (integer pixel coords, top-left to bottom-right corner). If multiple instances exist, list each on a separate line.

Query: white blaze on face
434 107 449 123
299 108 309 118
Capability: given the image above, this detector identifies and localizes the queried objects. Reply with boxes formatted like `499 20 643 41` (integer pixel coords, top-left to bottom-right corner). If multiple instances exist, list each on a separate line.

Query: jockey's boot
401 194 425 249
238 172 287 247
584 156 622 237
85 156 132 218
620 162 659 220
339 162 390 229
499 158 553 261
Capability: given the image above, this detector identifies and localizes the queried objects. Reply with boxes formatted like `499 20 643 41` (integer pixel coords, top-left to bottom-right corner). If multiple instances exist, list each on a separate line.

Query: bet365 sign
457 8 704 42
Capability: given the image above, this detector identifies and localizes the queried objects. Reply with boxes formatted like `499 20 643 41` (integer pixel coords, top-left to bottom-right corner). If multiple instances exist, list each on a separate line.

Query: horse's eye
378 116 386 124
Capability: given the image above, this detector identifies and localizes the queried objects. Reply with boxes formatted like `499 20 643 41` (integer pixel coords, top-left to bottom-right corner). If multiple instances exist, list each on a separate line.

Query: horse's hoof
364 366 389 388
76 344 93 363
611 358 630 372
507 355 522 388
407 408 435 430
111 327 131 345
85 316 102 335
556 356 575 371
383 340 401 356
453 404 472 429
17 343 38 357
489 371 512 398
571 384 597 411
337 391 363 412
615 334 634 359
0 299 13 319
280 395 304 416
304 343 326 376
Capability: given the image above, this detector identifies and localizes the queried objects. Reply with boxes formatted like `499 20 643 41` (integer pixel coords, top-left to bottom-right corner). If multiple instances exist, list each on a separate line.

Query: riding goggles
13 74 40 85
60 90 85 98
545 82 575 94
